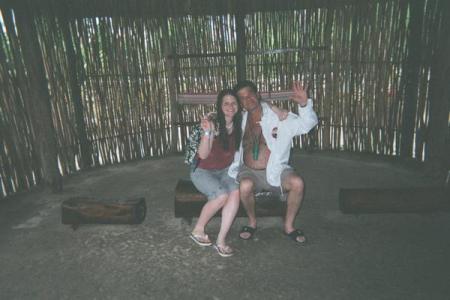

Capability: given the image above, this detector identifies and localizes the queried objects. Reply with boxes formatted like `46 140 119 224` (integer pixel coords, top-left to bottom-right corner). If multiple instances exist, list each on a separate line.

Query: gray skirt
190 167 238 201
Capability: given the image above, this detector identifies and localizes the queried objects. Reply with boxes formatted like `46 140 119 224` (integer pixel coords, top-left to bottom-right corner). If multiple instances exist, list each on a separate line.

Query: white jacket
228 99 318 186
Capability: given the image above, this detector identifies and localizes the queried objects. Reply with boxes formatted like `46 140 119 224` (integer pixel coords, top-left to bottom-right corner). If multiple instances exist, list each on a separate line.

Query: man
228 80 318 244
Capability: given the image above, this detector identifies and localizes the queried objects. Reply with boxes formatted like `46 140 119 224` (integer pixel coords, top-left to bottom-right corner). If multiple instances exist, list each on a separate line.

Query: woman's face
221 95 239 119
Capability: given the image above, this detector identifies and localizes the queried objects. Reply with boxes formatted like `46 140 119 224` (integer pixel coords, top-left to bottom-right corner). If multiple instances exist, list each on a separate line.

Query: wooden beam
339 187 450 214
426 0 450 177
1 0 373 18
60 16 92 169
235 12 247 82
162 18 180 153
14 7 62 191
400 0 425 158
177 91 296 105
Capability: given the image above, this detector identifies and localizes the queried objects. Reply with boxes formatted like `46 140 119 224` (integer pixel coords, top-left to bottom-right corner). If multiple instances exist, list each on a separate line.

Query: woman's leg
190 168 227 237
192 194 227 236
216 189 240 246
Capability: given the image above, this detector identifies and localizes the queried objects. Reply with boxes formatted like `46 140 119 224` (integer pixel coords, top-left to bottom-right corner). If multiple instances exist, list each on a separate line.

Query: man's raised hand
291 81 308 107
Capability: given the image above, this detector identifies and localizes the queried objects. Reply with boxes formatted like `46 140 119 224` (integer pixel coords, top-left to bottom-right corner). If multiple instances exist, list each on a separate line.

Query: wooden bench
174 179 286 224
339 187 450 214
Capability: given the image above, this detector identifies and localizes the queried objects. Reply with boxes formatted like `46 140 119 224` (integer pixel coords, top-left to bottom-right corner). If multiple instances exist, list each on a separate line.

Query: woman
188 89 242 257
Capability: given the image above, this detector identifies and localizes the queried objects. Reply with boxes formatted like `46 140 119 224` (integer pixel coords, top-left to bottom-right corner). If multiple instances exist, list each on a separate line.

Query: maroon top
198 134 236 170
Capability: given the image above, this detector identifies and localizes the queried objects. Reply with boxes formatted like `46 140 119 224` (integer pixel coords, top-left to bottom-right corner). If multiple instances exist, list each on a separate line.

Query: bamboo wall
0 0 448 198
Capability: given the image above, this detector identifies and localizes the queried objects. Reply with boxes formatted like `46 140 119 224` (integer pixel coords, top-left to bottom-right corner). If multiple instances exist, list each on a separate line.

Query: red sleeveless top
197 134 236 170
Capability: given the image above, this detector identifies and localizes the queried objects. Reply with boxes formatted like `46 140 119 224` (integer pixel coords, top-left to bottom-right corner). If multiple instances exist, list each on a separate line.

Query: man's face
237 87 259 112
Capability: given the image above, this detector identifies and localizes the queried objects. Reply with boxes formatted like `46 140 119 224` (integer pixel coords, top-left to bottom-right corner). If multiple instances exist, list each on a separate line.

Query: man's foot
213 244 234 257
239 225 257 240
190 232 212 246
285 229 307 244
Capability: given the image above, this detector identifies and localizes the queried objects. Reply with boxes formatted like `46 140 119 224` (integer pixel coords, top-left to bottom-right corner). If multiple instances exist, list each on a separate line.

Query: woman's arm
197 115 216 159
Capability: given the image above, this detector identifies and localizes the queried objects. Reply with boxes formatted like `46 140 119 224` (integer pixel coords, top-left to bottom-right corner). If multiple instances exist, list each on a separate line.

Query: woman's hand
200 116 211 131
200 113 216 132
198 113 216 159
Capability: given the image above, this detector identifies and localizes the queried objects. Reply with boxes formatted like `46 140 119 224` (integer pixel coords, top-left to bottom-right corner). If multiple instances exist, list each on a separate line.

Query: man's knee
285 174 304 193
239 178 255 195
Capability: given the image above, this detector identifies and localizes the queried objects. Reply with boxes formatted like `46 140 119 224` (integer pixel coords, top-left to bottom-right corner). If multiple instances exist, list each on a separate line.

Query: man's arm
284 81 318 136
264 101 289 120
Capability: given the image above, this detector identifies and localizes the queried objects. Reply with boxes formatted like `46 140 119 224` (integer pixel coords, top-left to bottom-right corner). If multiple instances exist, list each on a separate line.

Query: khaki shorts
237 164 295 195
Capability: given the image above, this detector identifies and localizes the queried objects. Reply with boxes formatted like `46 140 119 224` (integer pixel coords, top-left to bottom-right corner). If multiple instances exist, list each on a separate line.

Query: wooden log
339 187 450 214
62 197 146 227
174 179 286 222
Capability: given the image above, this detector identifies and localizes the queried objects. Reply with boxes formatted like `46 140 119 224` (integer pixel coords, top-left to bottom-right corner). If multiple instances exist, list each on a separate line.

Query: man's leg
239 178 257 239
281 173 306 243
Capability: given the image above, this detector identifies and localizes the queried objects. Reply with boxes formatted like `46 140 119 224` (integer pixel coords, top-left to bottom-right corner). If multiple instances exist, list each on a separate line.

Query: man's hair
233 80 258 95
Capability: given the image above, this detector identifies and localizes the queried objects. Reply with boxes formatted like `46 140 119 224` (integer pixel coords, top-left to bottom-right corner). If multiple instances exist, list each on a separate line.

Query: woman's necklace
225 122 233 133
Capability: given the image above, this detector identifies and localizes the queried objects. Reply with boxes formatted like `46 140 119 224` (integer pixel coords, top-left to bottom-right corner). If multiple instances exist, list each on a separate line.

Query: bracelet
203 130 211 137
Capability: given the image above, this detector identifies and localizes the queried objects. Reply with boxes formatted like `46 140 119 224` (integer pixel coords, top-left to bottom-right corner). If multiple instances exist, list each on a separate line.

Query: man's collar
246 102 263 115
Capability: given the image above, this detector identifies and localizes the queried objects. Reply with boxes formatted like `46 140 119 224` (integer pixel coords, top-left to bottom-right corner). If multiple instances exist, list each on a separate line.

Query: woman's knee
227 189 240 203
211 193 228 206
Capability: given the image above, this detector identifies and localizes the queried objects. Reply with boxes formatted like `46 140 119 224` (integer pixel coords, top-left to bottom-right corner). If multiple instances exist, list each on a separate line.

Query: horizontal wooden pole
3 0 367 18
177 91 295 105
168 52 236 59
339 187 450 214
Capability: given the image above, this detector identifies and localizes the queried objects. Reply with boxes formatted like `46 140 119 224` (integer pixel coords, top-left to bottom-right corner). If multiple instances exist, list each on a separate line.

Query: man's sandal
213 244 234 257
239 226 257 240
285 229 307 245
190 233 212 246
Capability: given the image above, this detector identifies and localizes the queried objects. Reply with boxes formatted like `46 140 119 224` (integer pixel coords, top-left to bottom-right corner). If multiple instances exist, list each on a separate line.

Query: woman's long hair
215 89 242 150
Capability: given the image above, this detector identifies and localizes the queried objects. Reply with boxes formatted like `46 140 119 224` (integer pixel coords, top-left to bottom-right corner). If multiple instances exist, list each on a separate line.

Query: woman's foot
190 231 212 246
213 244 234 257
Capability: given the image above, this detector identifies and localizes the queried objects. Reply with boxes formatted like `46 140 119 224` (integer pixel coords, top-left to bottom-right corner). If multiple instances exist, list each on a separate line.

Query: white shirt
228 99 318 186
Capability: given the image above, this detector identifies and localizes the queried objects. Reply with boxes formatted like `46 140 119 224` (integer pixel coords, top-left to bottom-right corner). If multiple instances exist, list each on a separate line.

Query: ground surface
0 151 449 300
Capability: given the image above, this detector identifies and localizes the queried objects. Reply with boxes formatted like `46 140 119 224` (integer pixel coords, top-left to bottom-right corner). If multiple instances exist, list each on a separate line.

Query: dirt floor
0 151 449 300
